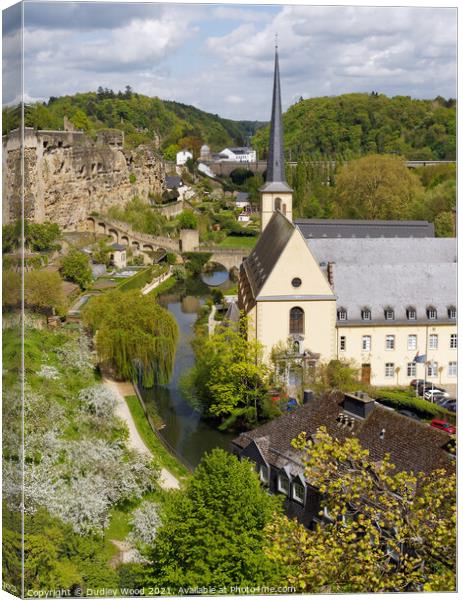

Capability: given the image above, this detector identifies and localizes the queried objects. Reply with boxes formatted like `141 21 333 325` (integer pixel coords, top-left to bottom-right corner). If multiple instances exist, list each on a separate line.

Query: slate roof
307 237 457 266
235 192 250 203
232 392 454 478
243 210 294 297
111 243 126 251
165 175 182 189
332 262 456 322
295 219 435 239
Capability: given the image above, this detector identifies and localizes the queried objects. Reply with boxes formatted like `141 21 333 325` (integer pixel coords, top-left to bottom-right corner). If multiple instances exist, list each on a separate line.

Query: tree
265 427 456 593
24 270 66 313
334 155 424 220
177 209 198 230
163 143 180 162
82 290 178 387
92 239 112 266
60 249 92 289
183 322 269 429
144 449 283 589
25 222 61 252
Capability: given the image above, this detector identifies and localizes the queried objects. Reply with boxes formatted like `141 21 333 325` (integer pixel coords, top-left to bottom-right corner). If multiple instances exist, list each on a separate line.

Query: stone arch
97 222 106 234
86 217 96 232
132 241 140 251
143 244 154 252
108 228 119 243
120 235 129 245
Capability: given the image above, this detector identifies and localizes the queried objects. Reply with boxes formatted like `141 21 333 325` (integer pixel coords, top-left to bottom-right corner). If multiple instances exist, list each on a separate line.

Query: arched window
337 307 347 321
293 340 300 354
282 203 287 215
384 307 394 320
427 306 437 320
290 307 304 334
406 306 417 320
361 307 371 321
275 197 282 211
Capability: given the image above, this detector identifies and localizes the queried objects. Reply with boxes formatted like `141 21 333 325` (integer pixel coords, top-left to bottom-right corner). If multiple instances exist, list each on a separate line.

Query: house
235 192 251 209
110 243 127 269
200 144 212 161
231 391 454 528
176 149 193 166
165 175 183 190
237 46 457 388
218 147 257 163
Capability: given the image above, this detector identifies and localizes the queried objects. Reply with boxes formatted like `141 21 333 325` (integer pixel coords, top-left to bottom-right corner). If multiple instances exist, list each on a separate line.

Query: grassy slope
125 394 190 480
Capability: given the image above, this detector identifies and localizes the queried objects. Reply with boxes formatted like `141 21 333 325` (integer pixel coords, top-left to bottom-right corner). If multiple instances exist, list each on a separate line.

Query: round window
292 277 302 288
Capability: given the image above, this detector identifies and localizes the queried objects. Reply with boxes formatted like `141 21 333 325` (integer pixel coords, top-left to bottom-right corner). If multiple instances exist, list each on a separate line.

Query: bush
129 173 137 184
60 249 92 289
374 389 454 421
78 384 118 418
178 210 198 230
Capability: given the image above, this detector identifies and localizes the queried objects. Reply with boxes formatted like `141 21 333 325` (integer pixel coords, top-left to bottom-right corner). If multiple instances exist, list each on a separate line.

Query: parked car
410 379 426 389
430 419 456 435
424 388 450 401
417 383 448 396
398 409 421 421
438 398 457 413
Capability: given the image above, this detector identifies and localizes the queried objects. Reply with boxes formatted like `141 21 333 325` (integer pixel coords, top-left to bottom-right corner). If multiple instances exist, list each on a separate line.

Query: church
237 47 457 389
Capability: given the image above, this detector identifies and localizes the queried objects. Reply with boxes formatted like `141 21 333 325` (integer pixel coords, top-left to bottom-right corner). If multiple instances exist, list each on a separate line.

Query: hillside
253 93 456 161
2 87 264 154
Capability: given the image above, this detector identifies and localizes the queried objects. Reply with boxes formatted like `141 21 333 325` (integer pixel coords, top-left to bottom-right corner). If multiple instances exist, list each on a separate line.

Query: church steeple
260 43 293 231
264 44 290 188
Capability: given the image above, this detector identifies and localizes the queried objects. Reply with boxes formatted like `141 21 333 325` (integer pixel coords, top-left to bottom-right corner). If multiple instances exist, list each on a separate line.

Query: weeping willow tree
83 290 178 387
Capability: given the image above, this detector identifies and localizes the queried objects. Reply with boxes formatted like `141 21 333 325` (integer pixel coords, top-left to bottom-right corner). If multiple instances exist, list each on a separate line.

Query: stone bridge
84 216 180 254
203 159 455 178
200 246 250 270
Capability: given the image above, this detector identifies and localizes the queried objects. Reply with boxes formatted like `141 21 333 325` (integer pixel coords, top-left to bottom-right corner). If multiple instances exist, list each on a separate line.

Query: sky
2 0 457 121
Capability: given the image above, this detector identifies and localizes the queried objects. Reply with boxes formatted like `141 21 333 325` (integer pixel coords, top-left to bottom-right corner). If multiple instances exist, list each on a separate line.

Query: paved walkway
103 378 180 490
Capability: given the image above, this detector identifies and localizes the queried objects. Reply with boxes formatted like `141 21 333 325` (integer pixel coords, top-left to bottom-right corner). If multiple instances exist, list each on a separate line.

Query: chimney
343 392 375 419
327 262 335 285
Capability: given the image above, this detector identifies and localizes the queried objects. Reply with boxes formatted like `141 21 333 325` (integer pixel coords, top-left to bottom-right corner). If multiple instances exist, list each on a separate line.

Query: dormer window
361 307 371 321
427 306 437 320
337 308 347 321
448 306 456 319
258 464 269 485
277 473 290 496
292 481 305 504
384 307 394 320
406 306 417 320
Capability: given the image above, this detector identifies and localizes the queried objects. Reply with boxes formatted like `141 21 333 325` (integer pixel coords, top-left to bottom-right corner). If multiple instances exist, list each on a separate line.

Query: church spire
262 43 291 192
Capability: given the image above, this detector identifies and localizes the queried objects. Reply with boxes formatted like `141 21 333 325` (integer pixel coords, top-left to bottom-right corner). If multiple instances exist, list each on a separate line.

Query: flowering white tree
128 501 161 547
78 384 118 418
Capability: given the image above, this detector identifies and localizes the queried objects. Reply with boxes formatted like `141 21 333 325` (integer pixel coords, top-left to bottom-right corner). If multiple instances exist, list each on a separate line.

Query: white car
424 388 450 401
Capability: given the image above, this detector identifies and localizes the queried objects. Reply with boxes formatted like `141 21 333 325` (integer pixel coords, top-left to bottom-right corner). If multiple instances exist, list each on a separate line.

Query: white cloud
3 2 456 119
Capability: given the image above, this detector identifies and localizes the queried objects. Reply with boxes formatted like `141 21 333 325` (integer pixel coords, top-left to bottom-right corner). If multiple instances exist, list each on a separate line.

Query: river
139 274 235 469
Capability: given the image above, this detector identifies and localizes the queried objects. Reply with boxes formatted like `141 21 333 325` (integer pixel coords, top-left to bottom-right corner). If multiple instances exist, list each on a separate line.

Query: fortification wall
2 127 165 229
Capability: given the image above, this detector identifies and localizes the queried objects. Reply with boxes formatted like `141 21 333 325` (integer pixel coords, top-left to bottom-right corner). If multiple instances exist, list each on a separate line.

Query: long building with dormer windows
237 47 457 388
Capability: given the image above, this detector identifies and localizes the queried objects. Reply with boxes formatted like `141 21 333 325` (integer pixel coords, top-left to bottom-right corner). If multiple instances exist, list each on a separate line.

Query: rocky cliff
2 127 166 230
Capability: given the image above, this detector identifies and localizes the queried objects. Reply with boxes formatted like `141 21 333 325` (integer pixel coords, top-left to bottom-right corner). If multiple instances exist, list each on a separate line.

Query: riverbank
103 378 185 486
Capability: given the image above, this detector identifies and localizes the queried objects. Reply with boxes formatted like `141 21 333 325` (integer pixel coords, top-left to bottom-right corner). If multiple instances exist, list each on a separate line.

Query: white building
218 147 257 163
176 150 193 166
237 47 457 389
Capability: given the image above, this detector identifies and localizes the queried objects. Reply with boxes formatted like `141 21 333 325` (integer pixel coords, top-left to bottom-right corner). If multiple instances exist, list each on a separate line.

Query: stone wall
2 127 165 230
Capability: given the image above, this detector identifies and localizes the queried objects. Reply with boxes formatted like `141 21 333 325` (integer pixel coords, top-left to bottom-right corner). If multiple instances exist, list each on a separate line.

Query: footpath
103 378 180 490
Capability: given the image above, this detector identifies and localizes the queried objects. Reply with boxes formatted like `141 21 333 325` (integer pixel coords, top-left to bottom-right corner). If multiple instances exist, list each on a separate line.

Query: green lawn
147 274 177 296
218 235 258 250
125 394 190 480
